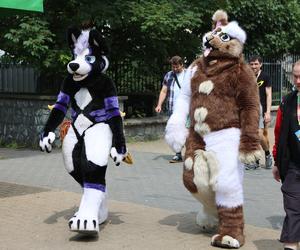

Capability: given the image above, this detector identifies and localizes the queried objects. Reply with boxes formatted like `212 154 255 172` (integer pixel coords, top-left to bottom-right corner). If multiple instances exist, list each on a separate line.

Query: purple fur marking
84 182 106 192
54 103 67 114
57 91 70 105
106 109 120 120
104 96 119 110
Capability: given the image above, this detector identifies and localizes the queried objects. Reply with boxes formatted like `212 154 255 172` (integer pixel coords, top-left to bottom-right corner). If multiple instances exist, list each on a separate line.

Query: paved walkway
0 128 284 250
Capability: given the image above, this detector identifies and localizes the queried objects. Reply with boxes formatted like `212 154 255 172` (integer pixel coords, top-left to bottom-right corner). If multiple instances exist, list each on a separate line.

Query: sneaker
265 154 273 169
245 162 259 170
169 155 183 163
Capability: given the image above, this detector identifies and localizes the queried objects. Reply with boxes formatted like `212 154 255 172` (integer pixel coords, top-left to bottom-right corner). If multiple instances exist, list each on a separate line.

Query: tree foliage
0 0 299 74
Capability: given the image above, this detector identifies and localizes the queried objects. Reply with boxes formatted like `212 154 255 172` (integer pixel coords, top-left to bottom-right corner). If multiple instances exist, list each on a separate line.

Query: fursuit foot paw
68 213 99 234
196 211 218 232
211 234 242 249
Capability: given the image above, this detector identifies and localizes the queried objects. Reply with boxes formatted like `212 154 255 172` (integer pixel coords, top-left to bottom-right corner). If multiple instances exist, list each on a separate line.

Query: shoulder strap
173 72 181 89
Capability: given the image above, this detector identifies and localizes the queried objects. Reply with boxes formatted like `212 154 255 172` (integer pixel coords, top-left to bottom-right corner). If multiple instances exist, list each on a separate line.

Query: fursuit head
165 10 261 249
67 27 109 81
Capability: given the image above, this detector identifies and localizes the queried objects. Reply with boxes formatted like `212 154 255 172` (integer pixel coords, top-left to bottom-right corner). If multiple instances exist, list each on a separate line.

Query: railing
0 56 299 106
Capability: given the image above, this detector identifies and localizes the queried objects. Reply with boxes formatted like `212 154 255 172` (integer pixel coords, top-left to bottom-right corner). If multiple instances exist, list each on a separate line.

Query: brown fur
182 24 259 248
188 55 260 153
212 206 245 247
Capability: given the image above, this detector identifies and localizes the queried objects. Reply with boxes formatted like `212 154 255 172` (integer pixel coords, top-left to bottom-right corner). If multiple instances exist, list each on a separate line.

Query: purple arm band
57 91 70 105
84 182 106 192
104 96 119 110
106 109 120 120
54 103 67 114
90 109 106 117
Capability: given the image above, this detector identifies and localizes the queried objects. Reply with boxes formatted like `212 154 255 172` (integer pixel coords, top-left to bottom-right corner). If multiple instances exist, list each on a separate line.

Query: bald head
293 60 300 91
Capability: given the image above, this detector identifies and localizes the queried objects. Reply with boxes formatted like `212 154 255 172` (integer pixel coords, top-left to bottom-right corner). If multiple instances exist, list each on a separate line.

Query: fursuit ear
67 26 81 50
88 29 109 55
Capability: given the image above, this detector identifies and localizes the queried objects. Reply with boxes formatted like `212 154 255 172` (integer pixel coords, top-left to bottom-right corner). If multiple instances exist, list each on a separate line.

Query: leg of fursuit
203 128 245 248
68 123 112 234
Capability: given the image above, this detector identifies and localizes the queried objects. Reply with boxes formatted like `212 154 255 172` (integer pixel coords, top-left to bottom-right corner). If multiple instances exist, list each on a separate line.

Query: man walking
249 55 273 169
155 56 186 163
272 60 300 250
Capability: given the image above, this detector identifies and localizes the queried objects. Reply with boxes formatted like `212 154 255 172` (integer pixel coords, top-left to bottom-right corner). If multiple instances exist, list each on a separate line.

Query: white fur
74 30 90 55
39 132 56 152
74 114 93 136
74 88 92 110
239 149 262 164
98 190 108 224
203 128 244 207
194 122 211 136
199 80 214 95
84 123 112 166
196 209 218 232
62 126 77 173
222 21 246 44
69 187 104 233
192 192 217 222
67 48 91 81
194 107 208 123
110 147 126 166
101 56 109 73
203 150 219 188
212 10 228 22
212 234 240 248
193 150 210 190
184 157 193 170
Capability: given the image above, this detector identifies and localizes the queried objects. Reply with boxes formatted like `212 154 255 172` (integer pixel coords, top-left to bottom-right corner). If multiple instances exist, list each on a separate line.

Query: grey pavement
0 128 284 249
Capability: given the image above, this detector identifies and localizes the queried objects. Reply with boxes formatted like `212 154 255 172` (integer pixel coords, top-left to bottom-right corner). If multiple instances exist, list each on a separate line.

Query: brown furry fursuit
165 10 261 249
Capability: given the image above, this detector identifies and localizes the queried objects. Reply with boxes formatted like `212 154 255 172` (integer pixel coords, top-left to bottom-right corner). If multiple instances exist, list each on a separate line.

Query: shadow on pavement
266 215 284 230
253 239 282 250
159 212 214 237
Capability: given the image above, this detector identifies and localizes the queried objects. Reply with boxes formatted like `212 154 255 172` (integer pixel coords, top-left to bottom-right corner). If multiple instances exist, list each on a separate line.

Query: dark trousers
280 166 300 242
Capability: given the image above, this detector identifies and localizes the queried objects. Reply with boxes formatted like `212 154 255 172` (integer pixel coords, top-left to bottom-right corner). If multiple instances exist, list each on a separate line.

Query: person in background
272 60 300 250
249 55 273 169
155 55 186 163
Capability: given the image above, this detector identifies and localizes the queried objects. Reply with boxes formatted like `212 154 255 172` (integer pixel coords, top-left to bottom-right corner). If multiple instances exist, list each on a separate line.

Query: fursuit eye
220 34 230 42
85 55 96 63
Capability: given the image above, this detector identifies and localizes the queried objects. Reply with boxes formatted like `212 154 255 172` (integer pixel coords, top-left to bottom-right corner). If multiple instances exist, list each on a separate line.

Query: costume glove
39 131 56 153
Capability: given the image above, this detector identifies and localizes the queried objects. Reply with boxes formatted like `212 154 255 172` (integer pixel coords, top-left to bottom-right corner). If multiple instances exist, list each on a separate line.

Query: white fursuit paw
39 132 55 153
110 147 127 166
69 188 105 234
165 115 188 153
196 210 218 232
239 150 262 165
211 234 240 248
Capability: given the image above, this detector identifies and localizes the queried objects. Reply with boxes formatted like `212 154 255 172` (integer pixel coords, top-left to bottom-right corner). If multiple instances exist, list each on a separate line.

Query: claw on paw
68 216 99 234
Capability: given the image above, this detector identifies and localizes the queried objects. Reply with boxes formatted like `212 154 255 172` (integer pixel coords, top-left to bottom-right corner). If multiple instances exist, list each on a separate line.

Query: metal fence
0 56 299 106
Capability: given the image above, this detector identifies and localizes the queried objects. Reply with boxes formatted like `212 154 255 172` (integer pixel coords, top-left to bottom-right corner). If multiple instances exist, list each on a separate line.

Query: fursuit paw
239 150 262 165
196 211 218 232
39 132 55 153
69 187 105 234
211 234 241 249
110 147 127 166
165 116 188 153
68 213 99 234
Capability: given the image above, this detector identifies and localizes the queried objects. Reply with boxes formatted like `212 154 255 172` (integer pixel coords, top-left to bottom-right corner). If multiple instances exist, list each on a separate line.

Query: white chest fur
74 88 92 110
